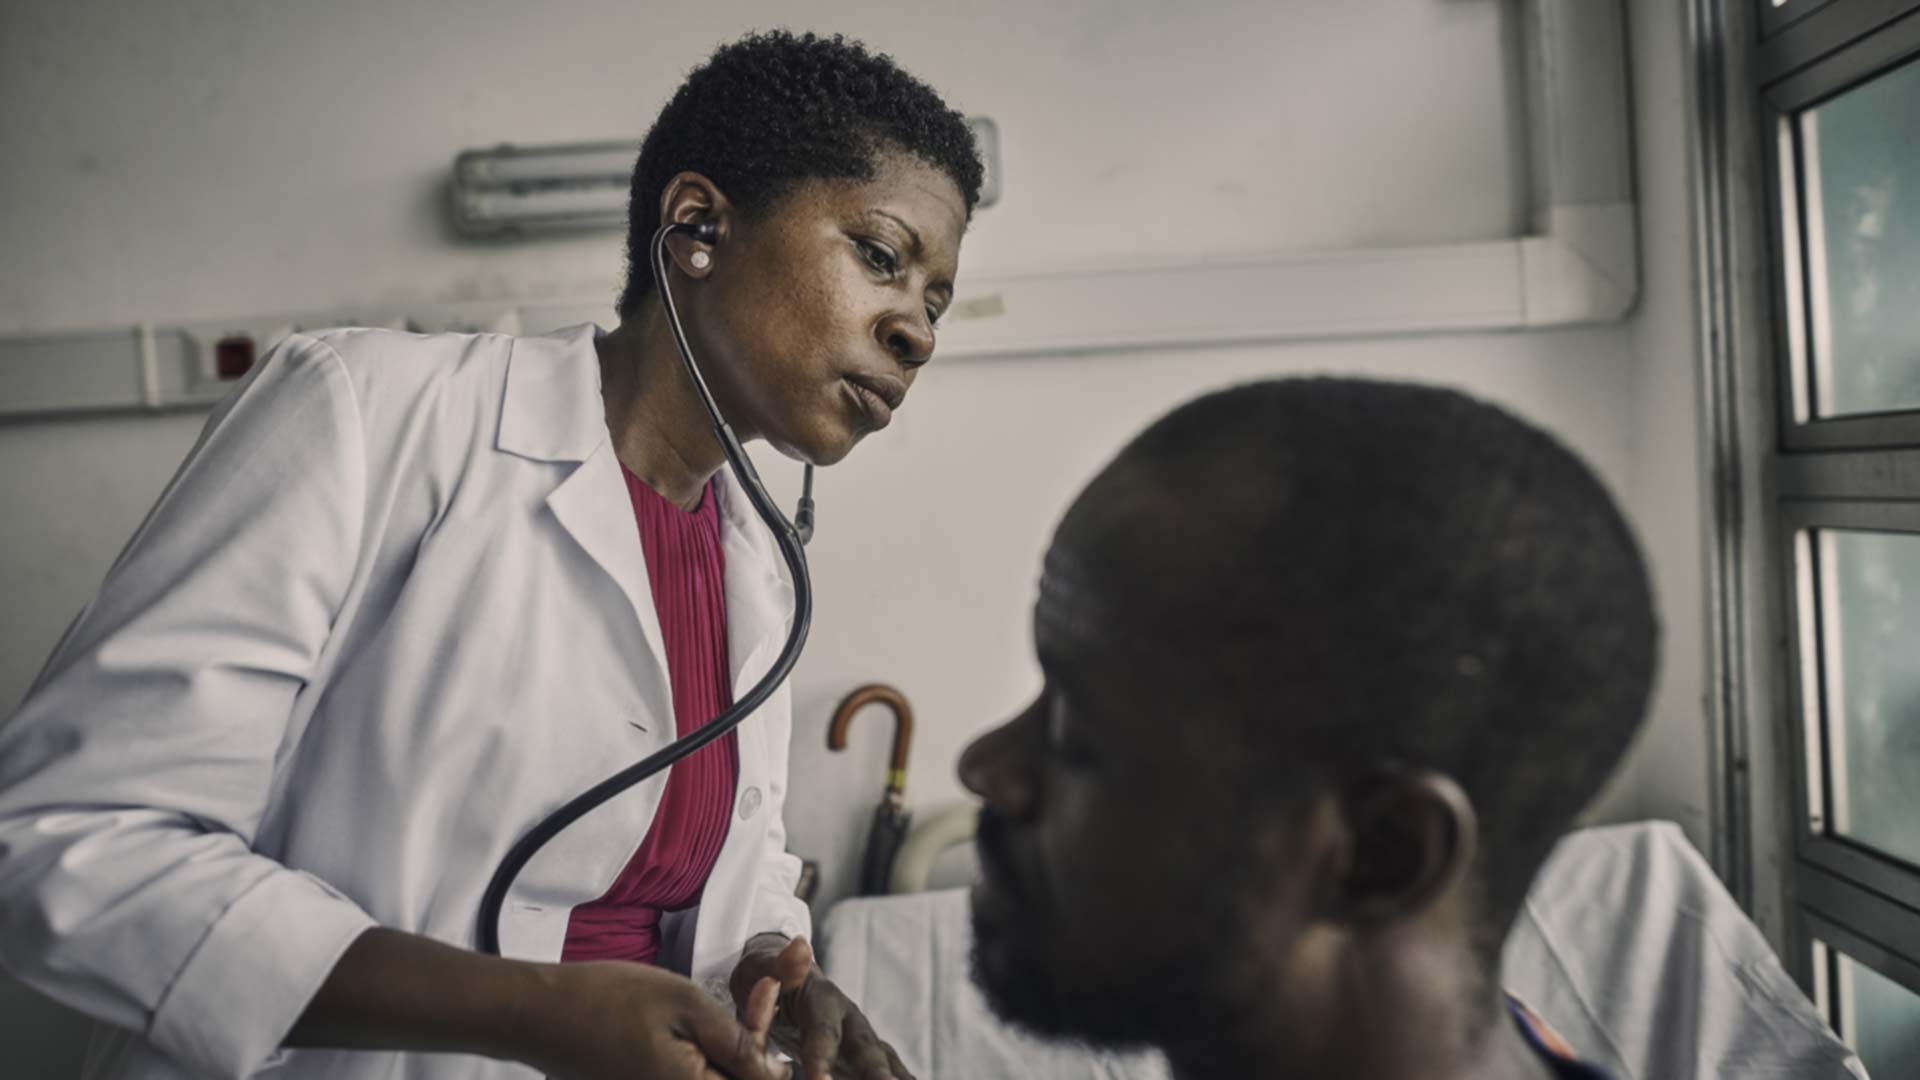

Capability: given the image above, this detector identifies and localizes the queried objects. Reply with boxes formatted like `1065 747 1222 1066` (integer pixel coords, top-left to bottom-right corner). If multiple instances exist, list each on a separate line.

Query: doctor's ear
1329 765 1476 928
658 171 732 277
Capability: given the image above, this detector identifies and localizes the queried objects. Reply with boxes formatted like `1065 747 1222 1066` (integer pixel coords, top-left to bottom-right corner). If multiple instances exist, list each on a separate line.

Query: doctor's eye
855 238 901 277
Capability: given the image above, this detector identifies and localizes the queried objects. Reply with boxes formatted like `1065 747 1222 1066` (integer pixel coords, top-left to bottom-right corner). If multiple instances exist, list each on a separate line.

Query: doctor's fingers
686 998 790 1080
744 976 781 1047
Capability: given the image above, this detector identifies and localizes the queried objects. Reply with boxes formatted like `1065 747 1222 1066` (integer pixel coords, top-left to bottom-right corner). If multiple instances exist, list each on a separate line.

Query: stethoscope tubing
475 222 813 956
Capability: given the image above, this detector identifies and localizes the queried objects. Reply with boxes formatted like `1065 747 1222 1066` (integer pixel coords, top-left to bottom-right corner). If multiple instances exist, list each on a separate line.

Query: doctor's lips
842 371 906 430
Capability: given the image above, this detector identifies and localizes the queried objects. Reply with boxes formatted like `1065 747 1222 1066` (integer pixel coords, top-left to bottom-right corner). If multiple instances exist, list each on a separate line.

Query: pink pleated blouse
559 469 740 965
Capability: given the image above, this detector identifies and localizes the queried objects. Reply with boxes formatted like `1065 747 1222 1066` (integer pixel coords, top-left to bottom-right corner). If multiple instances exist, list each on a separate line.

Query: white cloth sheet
1502 821 1867 1079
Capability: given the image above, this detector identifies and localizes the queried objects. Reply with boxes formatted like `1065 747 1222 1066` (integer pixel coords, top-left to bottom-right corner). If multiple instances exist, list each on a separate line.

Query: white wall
0 0 1525 335
0 0 1709 1072
1614 0 1713 850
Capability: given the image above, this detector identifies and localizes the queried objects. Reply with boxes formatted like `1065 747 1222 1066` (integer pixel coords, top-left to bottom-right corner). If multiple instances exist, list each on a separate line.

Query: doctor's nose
958 708 1039 821
877 308 935 369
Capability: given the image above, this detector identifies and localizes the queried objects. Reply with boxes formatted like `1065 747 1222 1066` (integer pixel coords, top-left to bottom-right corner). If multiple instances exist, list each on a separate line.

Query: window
1752 2 1920 1074
1811 939 1920 1075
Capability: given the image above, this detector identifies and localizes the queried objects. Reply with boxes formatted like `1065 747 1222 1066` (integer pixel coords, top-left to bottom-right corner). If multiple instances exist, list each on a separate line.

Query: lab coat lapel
545 445 674 726
715 468 796 697
498 325 673 731
681 469 797 983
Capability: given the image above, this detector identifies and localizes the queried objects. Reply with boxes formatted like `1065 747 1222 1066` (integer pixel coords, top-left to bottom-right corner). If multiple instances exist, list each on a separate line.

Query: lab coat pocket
497 900 569 963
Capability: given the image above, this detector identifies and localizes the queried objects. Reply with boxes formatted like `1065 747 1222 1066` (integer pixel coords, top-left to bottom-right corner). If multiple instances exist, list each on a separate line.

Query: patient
958 379 1654 1080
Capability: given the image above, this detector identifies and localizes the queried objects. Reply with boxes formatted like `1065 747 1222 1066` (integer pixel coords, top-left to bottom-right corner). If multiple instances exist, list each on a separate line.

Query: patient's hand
731 935 914 1080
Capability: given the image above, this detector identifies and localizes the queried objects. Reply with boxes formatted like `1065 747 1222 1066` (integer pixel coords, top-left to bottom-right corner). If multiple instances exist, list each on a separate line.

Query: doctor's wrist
507 960 588 1072
289 927 562 1067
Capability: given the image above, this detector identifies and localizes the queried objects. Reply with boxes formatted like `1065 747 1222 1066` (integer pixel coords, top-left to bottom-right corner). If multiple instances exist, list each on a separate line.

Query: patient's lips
969 824 1017 931
972 810 1022 895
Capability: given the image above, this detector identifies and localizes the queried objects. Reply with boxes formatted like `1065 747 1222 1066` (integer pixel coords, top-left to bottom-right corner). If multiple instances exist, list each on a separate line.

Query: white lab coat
0 324 812 1079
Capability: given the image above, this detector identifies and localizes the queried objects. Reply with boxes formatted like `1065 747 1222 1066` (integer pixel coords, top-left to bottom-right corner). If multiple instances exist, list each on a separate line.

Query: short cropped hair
1085 379 1658 959
618 30 984 316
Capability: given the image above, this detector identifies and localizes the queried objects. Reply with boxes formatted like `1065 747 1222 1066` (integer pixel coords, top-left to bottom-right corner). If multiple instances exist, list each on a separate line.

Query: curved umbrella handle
828 683 915 798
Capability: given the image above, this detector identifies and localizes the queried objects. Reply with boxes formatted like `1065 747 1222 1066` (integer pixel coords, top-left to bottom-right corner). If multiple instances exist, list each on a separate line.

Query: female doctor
0 30 979 1080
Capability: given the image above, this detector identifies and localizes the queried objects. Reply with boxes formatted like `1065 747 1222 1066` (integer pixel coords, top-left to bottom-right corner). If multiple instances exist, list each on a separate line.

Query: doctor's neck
595 311 729 512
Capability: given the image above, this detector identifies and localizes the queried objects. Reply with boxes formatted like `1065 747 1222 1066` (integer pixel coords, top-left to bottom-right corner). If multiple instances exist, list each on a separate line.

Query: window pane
1836 951 1920 1078
1815 530 1920 865
1800 55 1920 418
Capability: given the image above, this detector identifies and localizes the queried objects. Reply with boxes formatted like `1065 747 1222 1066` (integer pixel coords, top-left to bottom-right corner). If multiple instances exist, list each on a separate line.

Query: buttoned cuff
748 846 810 942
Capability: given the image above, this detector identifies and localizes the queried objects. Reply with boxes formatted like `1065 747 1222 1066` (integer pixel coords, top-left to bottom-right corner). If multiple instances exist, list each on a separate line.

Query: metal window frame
1762 10 1920 450
1802 885 1920 1000
1757 0 1920 77
1695 0 1764 913
1721 0 1920 1026
1758 0 1842 41
1776 504 1920 912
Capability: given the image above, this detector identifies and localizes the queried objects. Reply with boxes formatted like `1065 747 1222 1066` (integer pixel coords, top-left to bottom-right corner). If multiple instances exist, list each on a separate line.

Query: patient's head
959 379 1656 1077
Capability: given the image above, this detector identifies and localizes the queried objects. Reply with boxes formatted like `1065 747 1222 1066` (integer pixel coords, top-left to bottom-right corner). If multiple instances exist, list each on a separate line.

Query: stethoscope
477 220 815 955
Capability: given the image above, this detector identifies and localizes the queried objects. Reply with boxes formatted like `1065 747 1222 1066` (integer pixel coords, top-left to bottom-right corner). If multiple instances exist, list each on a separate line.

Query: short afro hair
1071 378 1659 967
617 30 984 316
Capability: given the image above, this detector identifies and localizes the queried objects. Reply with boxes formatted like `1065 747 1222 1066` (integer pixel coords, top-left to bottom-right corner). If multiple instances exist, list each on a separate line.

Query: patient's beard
970 909 1152 1049
967 882 1250 1058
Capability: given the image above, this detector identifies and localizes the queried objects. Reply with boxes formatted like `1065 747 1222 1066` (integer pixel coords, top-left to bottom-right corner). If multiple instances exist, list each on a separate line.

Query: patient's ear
1331 765 1477 927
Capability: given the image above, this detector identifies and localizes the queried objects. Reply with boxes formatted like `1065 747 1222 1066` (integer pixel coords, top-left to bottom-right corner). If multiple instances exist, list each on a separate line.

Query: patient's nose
959 710 1039 820
957 731 996 798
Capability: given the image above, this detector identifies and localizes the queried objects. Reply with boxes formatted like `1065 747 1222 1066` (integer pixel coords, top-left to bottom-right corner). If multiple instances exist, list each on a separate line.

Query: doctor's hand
537 960 790 1080
730 935 916 1080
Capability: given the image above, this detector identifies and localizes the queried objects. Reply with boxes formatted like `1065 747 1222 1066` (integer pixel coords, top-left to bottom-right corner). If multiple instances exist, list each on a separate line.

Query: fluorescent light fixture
451 117 998 237
451 140 634 236
455 180 628 231
458 145 633 186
